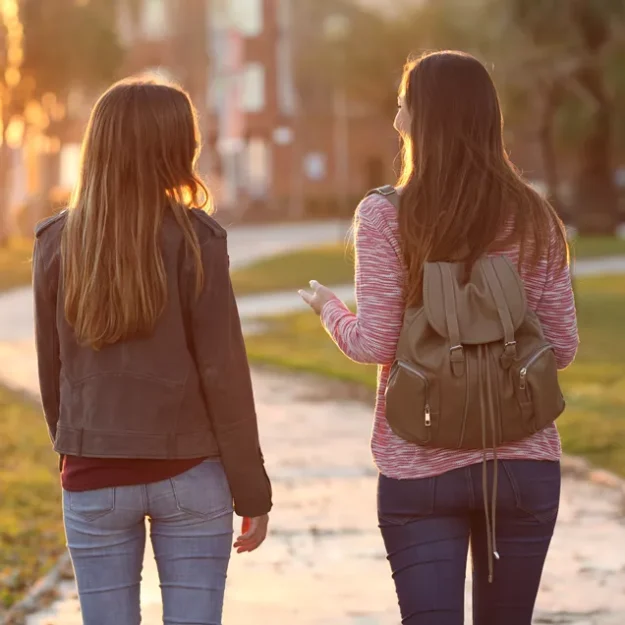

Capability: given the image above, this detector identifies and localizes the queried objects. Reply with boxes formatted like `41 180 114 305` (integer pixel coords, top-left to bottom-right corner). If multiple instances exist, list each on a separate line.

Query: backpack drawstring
478 345 500 583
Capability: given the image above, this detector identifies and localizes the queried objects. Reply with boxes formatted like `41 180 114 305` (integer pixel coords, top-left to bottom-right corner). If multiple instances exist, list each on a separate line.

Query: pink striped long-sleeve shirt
321 194 579 479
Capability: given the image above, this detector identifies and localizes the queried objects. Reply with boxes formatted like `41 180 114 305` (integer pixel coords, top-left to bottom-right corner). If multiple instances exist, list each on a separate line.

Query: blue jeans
63 459 233 625
378 460 560 625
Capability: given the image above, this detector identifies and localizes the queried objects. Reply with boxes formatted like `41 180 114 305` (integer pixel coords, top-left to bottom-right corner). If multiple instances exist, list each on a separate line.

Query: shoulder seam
190 209 227 239
35 210 67 238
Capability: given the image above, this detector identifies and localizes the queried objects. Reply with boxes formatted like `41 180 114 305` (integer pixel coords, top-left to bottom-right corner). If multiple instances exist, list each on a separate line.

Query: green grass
0 388 65 610
571 236 625 259
0 239 32 294
0 236 623 297
247 273 625 478
232 237 625 296
231 243 354 296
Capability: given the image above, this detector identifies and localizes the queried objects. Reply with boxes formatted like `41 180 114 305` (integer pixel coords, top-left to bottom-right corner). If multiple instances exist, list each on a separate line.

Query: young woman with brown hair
300 51 578 624
33 78 272 625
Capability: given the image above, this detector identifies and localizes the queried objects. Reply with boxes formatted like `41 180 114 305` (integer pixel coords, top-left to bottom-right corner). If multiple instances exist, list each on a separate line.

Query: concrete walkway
14 369 625 625
1 227 624 623
3 254 624 344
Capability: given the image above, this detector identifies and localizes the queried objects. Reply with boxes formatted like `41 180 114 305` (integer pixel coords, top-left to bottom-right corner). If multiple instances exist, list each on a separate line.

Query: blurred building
52 0 398 221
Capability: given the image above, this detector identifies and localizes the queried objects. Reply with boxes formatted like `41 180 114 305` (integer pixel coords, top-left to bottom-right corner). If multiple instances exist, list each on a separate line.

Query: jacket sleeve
32 239 62 445
189 235 272 518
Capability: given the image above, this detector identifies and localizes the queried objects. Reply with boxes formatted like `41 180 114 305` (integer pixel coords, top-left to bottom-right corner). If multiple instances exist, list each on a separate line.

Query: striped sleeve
320 196 405 365
535 230 579 369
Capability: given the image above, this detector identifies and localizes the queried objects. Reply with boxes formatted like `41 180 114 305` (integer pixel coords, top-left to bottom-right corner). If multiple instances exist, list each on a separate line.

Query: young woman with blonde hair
33 78 272 625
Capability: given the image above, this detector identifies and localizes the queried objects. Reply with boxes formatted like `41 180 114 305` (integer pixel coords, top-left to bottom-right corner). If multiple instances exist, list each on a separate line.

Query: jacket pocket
65 488 116 521
502 460 561 525
517 345 565 433
385 360 434 444
171 459 233 520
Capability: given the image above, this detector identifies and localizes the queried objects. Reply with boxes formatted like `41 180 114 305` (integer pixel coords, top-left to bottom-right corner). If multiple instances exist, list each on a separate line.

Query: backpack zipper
398 361 431 427
519 345 553 391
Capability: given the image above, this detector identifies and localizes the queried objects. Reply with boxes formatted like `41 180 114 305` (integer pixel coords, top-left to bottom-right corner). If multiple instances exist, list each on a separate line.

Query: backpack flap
423 256 527 350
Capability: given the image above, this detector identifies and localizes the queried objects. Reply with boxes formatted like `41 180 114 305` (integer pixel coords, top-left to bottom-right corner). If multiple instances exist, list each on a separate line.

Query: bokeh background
2 2 625 623
2 0 625 233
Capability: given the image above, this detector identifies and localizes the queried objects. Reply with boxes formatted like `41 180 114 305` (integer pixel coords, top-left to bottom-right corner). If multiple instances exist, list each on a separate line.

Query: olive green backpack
368 185 564 450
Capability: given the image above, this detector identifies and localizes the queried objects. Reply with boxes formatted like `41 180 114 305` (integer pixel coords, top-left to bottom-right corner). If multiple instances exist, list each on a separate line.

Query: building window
230 0 263 36
246 138 270 198
60 143 81 190
141 0 168 40
304 153 327 181
276 0 295 115
241 63 265 112
116 0 135 46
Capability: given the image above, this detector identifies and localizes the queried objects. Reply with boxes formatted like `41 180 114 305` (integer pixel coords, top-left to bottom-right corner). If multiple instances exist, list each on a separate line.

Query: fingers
299 280 322 304
298 289 314 305
298 280 335 316
234 516 269 554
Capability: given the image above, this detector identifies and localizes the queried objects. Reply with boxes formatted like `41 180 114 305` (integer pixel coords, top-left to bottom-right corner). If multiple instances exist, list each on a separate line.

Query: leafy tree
294 0 488 120
498 0 624 233
297 0 625 233
0 0 122 244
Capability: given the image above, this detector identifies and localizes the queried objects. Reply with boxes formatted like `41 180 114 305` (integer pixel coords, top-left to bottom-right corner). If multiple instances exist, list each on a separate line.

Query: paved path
1 226 624 623
2 252 624 345
0 220 350 344
16 369 625 625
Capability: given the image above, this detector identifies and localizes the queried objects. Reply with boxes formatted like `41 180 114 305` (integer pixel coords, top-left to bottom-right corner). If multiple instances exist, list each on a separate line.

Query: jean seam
429 476 437 515
465 467 475 510
141 484 149 516
501 461 521 506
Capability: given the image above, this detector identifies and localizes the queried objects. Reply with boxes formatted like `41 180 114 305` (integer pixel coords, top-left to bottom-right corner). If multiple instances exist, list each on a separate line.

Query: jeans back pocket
65 488 116 521
502 460 561 525
377 473 437 527
171 459 233 520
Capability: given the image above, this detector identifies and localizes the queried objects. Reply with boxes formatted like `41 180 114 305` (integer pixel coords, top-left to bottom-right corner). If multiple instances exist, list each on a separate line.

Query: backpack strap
482 259 518 367
366 185 399 210
440 264 465 377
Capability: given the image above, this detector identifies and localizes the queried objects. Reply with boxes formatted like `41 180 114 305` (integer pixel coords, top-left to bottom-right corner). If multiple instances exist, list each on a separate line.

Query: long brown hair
62 78 210 350
397 51 568 305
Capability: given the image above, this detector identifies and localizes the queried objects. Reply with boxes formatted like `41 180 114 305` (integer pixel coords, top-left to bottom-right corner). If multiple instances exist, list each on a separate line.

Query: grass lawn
571 236 625 259
231 243 354 296
232 237 625 296
0 236 624 297
246 273 625 478
0 388 64 610
0 239 32 294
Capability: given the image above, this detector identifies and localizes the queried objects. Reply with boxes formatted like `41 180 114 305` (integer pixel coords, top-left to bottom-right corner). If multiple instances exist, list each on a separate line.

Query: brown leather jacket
33 209 272 518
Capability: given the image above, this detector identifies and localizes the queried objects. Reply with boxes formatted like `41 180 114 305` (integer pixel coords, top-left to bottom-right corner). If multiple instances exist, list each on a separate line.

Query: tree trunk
0 140 12 247
573 61 618 235
538 81 567 219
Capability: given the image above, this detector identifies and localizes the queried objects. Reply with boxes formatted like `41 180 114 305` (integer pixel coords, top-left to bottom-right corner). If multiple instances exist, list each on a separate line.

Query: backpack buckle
501 341 517 369
450 345 465 377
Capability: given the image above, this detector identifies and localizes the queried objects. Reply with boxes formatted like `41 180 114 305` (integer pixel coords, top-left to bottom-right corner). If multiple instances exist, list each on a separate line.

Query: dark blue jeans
378 460 560 625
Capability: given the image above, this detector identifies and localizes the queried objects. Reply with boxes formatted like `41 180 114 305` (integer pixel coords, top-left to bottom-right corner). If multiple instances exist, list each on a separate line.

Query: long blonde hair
397 51 568 305
62 78 210 350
